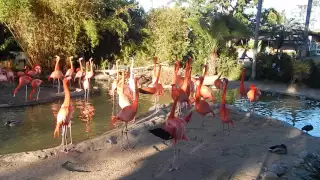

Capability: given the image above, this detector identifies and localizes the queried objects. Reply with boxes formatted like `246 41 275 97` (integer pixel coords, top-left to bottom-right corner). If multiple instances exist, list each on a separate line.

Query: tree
0 0 103 67
146 7 190 63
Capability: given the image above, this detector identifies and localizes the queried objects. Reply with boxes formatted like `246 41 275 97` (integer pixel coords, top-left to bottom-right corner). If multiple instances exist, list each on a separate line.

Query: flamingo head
55 55 60 60
89 57 93 62
79 57 84 62
34 65 41 74
250 84 256 90
76 68 80 72
70 56 74 60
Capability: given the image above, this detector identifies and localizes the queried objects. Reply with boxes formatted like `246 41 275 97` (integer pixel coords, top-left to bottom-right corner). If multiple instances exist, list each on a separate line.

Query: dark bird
302 125 313 133
268 144 287 154
4 120 22 127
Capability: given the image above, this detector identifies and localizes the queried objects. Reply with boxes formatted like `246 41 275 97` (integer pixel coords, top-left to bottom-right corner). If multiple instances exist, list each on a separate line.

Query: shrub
291 60 311 83
216 56 242 80
305 60 320 88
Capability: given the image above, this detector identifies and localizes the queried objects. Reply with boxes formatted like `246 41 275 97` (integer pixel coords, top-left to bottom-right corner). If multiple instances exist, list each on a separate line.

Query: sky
137 0 319 30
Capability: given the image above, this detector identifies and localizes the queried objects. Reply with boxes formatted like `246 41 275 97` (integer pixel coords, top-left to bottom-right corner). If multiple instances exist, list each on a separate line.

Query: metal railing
309 42 320 56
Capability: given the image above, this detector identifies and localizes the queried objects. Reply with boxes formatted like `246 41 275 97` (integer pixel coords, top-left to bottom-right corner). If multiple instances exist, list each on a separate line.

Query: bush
256 53 294 83
305 60 320 88
216 56 242 80
291 60 311 83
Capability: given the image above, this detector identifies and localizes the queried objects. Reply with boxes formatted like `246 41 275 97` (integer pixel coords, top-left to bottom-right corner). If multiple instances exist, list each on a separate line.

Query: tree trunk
251 0 263 80
304 0 313 57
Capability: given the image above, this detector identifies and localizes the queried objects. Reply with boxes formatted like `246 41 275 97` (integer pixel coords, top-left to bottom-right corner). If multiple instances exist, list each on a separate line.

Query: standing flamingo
195 76 215 128
13 75 32 101
149 95 192 171
220 81 234 135
54 78 74 152
65 56 74 85
194 64 215 103
74 57 85 89
83 62 90 101
117 71 131 109
48 56 64 93
110 60 120 96
247 84 261 113
111 77 139 148
85 58 94 81
171 62 190 115
29 79 43 100
139 64 163 112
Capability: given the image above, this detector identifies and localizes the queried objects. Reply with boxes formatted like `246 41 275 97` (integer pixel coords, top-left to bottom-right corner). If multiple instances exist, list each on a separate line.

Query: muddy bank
0 103 319 180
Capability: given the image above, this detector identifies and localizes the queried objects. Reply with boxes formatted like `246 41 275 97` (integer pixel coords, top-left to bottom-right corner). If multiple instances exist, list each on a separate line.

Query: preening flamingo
111 77 139 148
195 76 215 128
83 62 90 101
48 55 64 93
54 78 74 152
219 81 234 135
139 64 164 112
65 56 75 84
3 67 14 84
74 57 85 89
25 65 41 77
29 79 43 100
13 75 32 101
247 84 261 113
17 66 27 77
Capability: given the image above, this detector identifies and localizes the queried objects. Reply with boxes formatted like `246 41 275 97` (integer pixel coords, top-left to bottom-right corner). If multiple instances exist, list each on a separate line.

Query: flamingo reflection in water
79 101 96 133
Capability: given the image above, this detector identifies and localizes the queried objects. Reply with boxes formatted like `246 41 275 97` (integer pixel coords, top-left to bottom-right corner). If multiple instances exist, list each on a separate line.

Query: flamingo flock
2 55 262 164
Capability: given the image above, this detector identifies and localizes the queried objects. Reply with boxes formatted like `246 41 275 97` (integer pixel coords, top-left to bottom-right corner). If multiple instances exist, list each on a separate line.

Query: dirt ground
0 103 319 180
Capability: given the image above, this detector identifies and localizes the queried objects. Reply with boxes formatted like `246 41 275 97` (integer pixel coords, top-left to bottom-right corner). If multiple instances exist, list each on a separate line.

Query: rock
61 161 91 172
262 171 278 180
270 163 286 176
298 150 309 159
130 129 140 137
106 136 117 145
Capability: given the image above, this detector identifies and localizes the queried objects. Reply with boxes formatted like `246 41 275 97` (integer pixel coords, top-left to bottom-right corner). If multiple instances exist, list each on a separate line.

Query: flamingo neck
154 65 161 84
133 81 139 108
116 61 119 80
54 59 60 71
221 83 227 105
195 78 203 102
90 60 93 72
62 80 70 107
79 60 83 71
241 70 245 83
202 65 207 78
70 58 74 70
168 96 179 119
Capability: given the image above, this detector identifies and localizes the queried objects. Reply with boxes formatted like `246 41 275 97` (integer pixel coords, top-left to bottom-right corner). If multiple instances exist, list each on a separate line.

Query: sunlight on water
0 86 319 155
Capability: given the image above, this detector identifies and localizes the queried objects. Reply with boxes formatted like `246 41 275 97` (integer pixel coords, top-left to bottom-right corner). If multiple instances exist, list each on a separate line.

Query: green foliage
146 7 189 63
291 60 311 83
216 56 242 80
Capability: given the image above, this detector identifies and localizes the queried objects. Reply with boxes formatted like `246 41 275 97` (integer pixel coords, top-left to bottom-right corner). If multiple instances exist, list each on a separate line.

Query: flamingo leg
57 79 60 94
124 123 131 148
169 145 180 171
36 87 40 100
200 117 205 128
78 79 81 89
69 123 72 145
25 85 28 102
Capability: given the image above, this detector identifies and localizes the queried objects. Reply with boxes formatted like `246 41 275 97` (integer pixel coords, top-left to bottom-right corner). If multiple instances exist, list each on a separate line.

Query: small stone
298 150 309 159
107 136 117 145
262 171 278 180
270 163 286 176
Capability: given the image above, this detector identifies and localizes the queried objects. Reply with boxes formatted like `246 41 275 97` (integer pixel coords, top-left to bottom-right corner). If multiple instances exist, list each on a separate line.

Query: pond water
0 84 319 155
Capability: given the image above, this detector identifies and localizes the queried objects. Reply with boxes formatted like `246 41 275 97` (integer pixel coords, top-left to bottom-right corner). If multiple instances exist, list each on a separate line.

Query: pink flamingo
85 58 94 81
111 77 139 148
220 80 234 135
48 56 64 93
65 56 74 84
83 62 90 101
54 78 74 152
164 96 192 171
74 57 85 89
29 79 43 100
13 75 32 101
195 76 215 128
